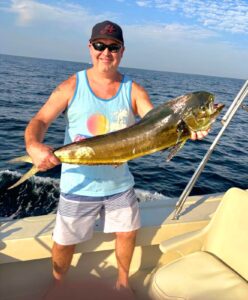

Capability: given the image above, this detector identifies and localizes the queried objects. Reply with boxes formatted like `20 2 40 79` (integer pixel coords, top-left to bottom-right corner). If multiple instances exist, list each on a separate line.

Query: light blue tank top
60 70 136 196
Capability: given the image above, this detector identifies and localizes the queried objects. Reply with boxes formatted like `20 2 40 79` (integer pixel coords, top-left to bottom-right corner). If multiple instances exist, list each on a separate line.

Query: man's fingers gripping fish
8 91 224 189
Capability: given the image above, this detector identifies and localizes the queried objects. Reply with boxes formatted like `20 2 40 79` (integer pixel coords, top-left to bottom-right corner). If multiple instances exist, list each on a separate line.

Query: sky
0 0 248 79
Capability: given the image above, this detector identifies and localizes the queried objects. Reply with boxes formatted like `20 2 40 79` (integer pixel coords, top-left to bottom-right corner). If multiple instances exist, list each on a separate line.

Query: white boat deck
0 193 223 300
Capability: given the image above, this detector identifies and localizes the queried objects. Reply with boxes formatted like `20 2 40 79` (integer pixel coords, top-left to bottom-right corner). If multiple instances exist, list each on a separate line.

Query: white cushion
204 188 248 281
151 251 248 300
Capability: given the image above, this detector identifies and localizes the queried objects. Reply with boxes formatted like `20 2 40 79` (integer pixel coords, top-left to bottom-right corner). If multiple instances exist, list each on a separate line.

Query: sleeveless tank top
60 70 136 196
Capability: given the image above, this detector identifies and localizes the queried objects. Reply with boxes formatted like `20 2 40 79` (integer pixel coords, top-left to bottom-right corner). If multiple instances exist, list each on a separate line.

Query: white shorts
53 188 141 245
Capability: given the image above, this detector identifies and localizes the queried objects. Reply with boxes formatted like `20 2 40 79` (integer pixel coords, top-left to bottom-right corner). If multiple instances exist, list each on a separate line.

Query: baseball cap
90 20 124 44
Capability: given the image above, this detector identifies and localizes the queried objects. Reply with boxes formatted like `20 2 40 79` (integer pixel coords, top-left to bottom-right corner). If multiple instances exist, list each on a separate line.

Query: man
25 20 208 291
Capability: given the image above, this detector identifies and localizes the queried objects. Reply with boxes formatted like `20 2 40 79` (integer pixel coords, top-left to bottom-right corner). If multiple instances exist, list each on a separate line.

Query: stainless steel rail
173 80 248 220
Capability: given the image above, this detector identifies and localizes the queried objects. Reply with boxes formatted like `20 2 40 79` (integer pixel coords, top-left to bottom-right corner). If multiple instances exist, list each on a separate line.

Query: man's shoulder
130 81 153 118
131 80 148 95
60 74 77 92
51 74 78 105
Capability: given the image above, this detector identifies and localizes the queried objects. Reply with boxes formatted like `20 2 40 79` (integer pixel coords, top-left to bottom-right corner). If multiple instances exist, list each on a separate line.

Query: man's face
89 38 124 73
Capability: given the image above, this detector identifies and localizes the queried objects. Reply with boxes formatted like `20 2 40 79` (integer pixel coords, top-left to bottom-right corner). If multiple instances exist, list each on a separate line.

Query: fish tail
9 155 33 164
8 165 39 190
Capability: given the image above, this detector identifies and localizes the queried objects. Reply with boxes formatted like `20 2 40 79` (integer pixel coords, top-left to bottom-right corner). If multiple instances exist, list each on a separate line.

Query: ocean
0 54 247 219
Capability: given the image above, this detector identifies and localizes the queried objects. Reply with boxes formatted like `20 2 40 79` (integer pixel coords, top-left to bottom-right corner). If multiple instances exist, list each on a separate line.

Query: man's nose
102 47 111 55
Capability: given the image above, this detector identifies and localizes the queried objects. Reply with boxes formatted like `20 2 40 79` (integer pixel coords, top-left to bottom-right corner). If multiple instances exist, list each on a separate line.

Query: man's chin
99 65 115 73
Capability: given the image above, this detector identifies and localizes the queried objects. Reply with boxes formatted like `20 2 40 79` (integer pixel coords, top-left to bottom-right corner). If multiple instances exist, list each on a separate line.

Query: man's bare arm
25 75 76 171
131 81 154 118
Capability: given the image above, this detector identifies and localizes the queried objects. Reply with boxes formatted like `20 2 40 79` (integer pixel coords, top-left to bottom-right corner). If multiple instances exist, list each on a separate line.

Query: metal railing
173 80 248 220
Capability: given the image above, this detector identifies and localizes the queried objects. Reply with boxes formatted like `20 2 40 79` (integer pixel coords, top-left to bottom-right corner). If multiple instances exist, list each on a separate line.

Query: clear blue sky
1 0 248 79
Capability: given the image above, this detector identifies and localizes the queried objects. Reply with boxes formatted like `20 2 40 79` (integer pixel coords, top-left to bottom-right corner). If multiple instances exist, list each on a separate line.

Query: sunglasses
91 42 122 53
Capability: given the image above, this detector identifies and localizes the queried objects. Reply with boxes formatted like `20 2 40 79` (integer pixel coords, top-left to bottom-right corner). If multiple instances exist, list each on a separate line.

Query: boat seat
150 187 248 300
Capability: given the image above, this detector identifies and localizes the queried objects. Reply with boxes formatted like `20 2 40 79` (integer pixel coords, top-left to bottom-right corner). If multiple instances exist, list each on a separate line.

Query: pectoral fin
166 141 186 161
166 120 188 161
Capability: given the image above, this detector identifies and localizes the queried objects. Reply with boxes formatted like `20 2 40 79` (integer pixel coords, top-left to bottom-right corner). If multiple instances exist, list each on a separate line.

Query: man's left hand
190 129 210 140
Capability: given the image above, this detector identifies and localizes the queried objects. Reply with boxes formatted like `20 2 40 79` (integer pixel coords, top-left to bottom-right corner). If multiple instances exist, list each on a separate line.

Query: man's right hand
27 142 60 171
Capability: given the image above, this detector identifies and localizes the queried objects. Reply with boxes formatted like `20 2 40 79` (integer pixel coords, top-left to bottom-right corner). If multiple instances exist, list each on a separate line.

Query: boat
1 187 248 300
1 82 248 299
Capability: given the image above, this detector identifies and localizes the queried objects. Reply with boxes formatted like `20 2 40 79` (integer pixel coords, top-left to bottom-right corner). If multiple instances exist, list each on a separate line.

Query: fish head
182 91 225 131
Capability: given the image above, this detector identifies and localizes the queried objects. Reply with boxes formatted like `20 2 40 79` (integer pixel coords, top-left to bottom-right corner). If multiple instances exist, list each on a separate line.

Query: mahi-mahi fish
8 91 224 189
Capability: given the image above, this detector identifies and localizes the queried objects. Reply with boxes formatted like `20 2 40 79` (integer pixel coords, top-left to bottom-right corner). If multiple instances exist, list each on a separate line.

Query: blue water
0 54 247 219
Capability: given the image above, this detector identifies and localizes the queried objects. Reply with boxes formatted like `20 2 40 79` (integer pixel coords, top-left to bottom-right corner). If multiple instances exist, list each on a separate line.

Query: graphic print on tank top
73 109 130 142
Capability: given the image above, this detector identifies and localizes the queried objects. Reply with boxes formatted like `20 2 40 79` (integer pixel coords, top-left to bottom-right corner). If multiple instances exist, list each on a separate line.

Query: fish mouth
199 102 224 119
211 103 225 116
214 103 225 111
203 102 225 128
